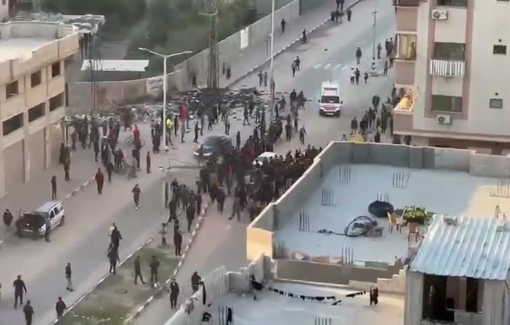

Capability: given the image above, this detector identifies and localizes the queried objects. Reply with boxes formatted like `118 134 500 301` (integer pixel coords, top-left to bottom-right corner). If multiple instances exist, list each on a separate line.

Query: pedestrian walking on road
13 275 27 309
356 47 362 64
191 271 201 293
95 168 104 195
174 229 182 256
347 8 352 21
132 184 141 210
23 300 34 325
149 255 160 288
55 297 67 319
263 71 268 87
169 278 180 308
146 151 151 174
63 161 70 181
229 197 242 221
65 263 73 291
51 175 57 199
3 209 13 233
291 61 297 77
108 244 119 274
110 223 123 249
194 122 199 143
134 256 145 285
106 161 113 182
280 18 286 34
258 71 263 86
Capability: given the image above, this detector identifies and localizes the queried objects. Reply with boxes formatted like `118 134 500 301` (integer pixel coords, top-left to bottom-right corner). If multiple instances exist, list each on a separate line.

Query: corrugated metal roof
410 215 510 280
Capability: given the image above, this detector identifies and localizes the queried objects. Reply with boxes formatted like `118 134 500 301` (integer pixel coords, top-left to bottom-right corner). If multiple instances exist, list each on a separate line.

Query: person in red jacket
95 168 105 195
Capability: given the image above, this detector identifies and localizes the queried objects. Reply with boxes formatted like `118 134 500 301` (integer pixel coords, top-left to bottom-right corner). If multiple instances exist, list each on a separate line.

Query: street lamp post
269 0 276 121
138 48 193 152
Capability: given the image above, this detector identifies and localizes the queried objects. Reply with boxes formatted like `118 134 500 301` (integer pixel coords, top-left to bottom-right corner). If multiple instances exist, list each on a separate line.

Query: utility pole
372 4 378 61
269 0 275 121
200 0 220 90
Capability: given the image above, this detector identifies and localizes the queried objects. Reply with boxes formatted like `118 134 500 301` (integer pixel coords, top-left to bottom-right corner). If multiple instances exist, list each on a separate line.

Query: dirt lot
58 240 180 325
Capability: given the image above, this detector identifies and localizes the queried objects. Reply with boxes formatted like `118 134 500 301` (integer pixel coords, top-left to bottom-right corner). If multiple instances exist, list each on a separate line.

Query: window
31 71 42 88
490 98 503 109
434 43 466 61
49 93 63 111
3 113 23 136
6 81 19 99
395 34 417 60
438 0 467 6
51 62 61 77
432 95 463 112
493 45 507 55
28 103 45 122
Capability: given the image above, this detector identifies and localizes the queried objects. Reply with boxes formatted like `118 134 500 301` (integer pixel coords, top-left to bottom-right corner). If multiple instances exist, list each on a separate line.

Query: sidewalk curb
124 202 210 324
51 237 154 325
0 176 95 248
226 0 364 88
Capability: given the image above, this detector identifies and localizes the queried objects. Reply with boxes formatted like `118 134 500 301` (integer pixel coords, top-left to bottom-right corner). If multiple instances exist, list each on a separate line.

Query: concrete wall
253 0 295 17
275 259 403 286
165 255 267 325
69 0 301 111
349 268 406 294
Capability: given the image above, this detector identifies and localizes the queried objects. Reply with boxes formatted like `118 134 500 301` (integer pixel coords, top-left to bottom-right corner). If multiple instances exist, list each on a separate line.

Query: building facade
393 0 510 154
0 21 79 197
0 0 8 22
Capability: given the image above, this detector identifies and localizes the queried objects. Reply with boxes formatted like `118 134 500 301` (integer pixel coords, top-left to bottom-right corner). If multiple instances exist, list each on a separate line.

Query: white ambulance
318 82 343 117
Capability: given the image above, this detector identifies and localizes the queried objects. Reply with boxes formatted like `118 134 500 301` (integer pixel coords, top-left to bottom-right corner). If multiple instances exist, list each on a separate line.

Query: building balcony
393 90 416 133
429 59 465 77
395 34 417 61
395 0 421 6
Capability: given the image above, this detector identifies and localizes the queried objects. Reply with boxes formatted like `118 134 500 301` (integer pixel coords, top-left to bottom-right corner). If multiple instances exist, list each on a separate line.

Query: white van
318 82 343 117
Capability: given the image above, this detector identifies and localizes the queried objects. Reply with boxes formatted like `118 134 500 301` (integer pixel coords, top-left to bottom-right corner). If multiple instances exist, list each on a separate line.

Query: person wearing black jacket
191 271 201 293
169 278 180 308
23 300 34 325
55 297 67 318
134 256 145 285
3 209 13 232
149 255 160 287
108 245 119 274
110 225 122 250
174 229 182 256
13 275 27 309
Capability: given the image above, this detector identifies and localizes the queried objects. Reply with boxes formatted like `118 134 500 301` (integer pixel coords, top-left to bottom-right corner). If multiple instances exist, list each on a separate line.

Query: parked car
16 201 65 237
194 135 233 158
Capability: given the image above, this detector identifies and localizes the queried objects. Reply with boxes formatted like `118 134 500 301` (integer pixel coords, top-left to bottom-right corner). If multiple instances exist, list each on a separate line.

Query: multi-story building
0 21 79 197
393 0 510 154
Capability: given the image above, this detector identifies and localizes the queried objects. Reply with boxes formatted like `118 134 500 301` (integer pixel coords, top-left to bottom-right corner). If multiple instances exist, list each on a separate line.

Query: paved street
134 0 396 323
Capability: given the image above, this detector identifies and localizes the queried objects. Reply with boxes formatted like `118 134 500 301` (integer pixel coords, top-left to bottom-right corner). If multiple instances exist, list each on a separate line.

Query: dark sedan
194 135 233 158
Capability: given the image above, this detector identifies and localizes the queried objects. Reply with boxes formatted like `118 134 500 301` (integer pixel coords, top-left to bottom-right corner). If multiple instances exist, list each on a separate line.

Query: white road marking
313 63 323 69
333 64 343 70
323 63 332 69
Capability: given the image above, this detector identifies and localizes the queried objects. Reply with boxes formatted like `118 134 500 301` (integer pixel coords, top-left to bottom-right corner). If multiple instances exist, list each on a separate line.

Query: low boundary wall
246 142 510 288
163 254 268 325
69 0 301 110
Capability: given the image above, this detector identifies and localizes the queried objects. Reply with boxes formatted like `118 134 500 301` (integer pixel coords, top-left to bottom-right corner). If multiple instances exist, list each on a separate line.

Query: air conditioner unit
436 114 451 125
431 9 448 20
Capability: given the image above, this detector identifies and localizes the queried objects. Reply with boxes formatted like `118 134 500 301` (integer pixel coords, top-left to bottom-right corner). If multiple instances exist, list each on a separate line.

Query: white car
253 152 277 166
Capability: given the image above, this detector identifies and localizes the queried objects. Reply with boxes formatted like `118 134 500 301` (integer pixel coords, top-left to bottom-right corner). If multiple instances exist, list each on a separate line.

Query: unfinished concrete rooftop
0 21 77 62
247 142 510 266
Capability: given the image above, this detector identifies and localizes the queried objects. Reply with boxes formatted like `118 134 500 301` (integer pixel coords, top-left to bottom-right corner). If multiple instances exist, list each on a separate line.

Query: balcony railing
395 0 421 6
429 59 465 77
